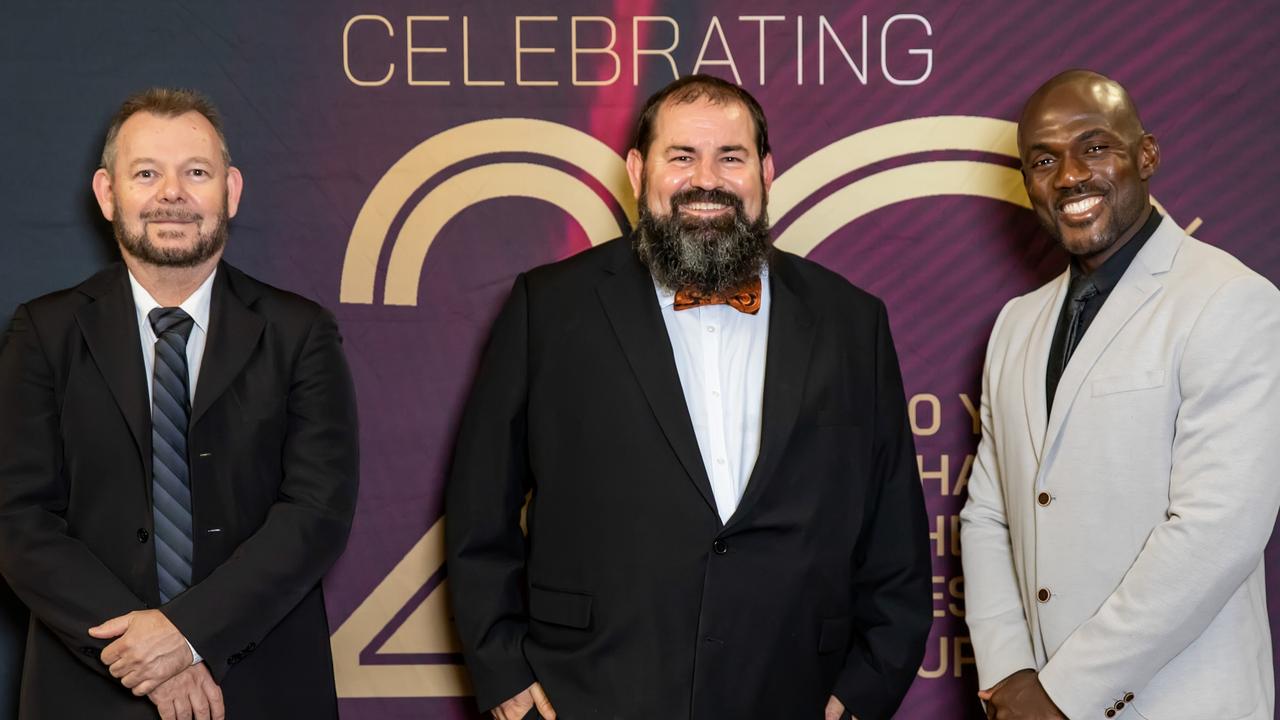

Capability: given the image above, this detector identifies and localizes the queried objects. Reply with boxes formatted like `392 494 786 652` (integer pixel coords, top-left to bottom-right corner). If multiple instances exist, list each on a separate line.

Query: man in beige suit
960 70 1280 720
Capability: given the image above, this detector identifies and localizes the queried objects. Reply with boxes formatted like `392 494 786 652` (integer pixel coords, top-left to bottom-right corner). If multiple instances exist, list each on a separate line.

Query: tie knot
148 307 194 340
1068 276 1099 305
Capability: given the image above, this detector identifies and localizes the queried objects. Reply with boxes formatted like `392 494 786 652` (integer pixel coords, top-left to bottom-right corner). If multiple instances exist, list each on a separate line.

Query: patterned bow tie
673 277 763 315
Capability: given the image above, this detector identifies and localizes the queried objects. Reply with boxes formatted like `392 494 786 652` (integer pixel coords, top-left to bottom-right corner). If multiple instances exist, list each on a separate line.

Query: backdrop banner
2 1 1279 718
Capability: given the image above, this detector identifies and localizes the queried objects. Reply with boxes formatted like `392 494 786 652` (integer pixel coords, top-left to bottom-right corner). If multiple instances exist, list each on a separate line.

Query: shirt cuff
186 638 202 665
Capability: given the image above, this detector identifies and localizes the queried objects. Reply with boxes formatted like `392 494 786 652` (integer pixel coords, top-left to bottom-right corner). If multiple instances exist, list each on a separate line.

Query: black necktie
1046 276 1099 414
148 307 195 603
1061 276 1099 373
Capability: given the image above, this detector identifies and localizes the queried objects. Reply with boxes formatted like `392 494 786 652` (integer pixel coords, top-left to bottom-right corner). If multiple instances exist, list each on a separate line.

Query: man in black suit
447 75 931 720
0 88 359 719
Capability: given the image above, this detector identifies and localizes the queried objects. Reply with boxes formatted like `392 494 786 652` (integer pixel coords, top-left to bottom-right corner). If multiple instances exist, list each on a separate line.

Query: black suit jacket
0 262 359 719
447 238 931 720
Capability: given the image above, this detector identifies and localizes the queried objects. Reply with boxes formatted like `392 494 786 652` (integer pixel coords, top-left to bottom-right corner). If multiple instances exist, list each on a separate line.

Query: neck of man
121 251 221 306
1078 201 1153 275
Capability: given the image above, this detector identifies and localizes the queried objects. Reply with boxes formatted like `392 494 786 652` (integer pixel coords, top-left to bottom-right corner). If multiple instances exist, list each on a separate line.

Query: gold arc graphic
340 118 638 305
332 114 1197 699
383 163 624 306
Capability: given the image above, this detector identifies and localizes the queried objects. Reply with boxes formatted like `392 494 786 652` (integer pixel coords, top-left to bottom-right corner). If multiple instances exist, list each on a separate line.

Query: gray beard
633 184 771 295
114 204 228 269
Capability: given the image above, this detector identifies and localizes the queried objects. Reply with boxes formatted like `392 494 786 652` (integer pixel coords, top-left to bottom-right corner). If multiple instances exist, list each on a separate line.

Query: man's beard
1044 183 1144 260
633 181 771 295
113 202 228 269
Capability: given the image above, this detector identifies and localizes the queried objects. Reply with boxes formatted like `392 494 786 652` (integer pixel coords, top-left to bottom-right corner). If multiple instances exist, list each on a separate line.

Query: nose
157 174 186 203
1054 152 1091 190
690 156 720 190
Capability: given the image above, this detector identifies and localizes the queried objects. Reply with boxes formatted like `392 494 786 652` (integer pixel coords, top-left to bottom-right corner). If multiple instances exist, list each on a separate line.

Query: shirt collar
1070 209 1163 293
653 265 769 309
128 267 217 334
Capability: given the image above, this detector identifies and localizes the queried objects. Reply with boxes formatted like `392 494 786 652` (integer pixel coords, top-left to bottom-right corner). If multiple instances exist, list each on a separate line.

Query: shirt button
706 326 716 333
711 390 720 398
137 528 150 543
712 539 728 555
1037 587 1052 603
1037 491 1052 507
715 457 725 465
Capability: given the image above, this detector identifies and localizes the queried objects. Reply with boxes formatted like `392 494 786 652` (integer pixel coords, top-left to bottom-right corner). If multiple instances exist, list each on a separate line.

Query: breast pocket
1091 368 1166 397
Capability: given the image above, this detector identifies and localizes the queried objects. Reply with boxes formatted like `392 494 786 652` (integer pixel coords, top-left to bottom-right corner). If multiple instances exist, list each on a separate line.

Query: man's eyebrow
1074 128 1111 144
128 156 217 166
718 144 748 154
665 145 697 154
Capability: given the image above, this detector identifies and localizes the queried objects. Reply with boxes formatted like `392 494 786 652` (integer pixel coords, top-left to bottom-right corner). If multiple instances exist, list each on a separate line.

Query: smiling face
1018 73 1159 269
628 96 774 227
625 97 776 294
92 110 243 270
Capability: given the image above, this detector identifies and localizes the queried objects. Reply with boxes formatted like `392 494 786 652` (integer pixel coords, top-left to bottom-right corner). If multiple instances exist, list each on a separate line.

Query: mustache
1056 184 1106 203
141 208 203 223
669 187 745 215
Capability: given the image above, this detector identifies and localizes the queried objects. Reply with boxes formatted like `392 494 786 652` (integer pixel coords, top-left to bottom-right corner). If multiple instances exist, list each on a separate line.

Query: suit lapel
75 266 152 486
1021 272 1068 465
191 264 265 427
1042 223 1181 457
727 252 815 530
596 243 718 518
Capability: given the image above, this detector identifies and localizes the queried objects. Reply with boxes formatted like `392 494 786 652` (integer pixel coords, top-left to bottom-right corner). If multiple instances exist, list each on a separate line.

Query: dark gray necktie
148 307 195 603
1061 276 1099 373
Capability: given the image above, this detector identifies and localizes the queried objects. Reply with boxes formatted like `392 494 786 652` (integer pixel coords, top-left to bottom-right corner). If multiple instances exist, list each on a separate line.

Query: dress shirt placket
699 307 734 522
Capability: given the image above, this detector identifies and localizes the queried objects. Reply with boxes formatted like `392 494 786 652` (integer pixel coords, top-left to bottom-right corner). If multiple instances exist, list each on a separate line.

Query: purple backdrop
2 1 1278 718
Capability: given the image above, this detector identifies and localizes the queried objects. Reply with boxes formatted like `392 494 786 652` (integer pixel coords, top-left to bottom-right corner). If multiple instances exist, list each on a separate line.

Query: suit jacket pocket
529 586 593 629
1091 368 1165 397
818 616 851 654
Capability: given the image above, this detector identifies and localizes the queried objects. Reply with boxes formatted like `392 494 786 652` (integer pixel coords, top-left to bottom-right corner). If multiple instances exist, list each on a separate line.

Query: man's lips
1056 194 1104 224
678 202 731 216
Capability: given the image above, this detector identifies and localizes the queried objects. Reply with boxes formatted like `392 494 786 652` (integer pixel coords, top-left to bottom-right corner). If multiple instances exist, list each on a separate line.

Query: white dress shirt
127 268 216 665
128 269 215 406
654 270 770 524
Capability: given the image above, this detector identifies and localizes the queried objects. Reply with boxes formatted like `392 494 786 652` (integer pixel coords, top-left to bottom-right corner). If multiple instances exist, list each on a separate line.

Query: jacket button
1114 699 1125 711
712 539 727 555
137 528 150 543
1037 587 1051 603
1037 491 1052 507
1123 692 1134 703
1105 709 1116 718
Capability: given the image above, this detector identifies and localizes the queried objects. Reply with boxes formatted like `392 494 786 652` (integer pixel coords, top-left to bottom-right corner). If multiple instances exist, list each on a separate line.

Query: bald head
1018 70 1145 155
1016 70 1161 271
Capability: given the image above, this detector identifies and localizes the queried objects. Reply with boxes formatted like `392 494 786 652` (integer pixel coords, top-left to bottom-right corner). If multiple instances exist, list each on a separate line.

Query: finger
158 699 178 720
100 638 127 665
530 683 556 720
89 614 132 639
109 659 130 678
977 690 994 700
207 684 225 720
173 692 194 720
189 683 211 720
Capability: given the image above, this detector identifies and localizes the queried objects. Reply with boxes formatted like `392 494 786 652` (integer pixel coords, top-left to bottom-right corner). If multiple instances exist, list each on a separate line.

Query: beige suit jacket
961 218 1280 720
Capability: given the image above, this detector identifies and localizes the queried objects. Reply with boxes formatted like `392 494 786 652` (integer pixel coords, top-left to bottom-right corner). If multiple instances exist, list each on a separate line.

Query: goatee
634 183 771 295
114 203 228 269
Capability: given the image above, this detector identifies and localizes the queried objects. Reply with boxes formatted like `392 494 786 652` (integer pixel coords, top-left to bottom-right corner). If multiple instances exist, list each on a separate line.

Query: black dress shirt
1045 209 1163 413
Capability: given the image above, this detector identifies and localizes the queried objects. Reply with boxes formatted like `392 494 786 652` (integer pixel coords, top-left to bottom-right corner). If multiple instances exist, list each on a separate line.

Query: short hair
632 74 770 160
100 88 231 171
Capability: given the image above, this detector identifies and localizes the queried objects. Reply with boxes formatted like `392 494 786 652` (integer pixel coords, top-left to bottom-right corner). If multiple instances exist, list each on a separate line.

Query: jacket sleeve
0 304 146 677
958 300 1038 689
162 308 360 682
1037 274 1280 718
831 300 934 720
445 274 538 713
